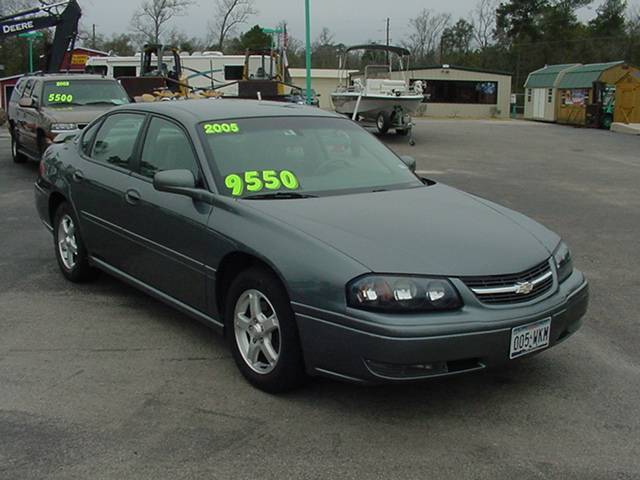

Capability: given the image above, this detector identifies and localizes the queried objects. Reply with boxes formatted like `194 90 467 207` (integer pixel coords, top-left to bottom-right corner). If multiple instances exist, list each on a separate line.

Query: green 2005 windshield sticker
225 170 300 196
48 93 74 103
56 81 70 87
204 122 240 134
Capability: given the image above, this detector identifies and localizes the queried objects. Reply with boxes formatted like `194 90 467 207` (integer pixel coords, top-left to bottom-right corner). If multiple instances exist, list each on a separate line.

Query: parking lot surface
1 120 639 480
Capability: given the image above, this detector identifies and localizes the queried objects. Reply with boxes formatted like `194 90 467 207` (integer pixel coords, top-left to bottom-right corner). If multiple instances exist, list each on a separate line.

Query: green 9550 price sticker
225 170 299 196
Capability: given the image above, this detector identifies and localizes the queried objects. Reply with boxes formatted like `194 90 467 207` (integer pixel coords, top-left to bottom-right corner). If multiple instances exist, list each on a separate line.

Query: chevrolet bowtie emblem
515 282 534 295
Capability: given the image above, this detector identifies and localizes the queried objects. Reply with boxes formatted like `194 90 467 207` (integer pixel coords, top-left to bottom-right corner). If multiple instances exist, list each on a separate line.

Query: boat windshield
365 65 391 79
200 116 422 198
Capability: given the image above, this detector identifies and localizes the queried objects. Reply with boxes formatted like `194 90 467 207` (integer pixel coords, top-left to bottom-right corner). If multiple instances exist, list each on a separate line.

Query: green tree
235 25 271 52
441 19 475 62
496 0 548 43
589 0 627 37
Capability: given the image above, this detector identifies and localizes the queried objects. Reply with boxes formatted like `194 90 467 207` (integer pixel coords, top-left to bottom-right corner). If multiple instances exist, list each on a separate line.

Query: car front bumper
294 270 589 384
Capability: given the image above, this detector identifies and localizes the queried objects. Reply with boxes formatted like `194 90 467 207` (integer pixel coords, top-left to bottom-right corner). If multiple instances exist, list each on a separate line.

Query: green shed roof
524 64 579 88
558 61 625 89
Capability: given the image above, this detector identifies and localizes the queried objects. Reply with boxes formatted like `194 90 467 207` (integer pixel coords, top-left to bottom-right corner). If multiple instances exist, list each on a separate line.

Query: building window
85 65 107 76
421 80 499 105
547 88 553 103
113 66 137 78
527 88 532 102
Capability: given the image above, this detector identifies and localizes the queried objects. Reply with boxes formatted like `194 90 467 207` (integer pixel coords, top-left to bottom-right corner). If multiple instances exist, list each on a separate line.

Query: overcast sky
79 0 639 47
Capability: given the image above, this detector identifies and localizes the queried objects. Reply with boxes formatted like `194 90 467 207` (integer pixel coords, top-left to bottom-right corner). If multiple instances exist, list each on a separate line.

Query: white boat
331 44 424 135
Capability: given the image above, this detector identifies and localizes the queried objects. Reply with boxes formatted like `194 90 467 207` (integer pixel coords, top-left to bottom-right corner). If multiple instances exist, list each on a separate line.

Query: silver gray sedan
35 100 589 392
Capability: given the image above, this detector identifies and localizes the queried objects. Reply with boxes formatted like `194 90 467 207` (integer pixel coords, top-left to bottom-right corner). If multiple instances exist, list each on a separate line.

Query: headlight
347 275 463 313
553 241 573 283
50 123 78 133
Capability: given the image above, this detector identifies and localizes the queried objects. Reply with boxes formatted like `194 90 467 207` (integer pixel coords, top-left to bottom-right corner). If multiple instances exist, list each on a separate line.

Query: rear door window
91 113 145 169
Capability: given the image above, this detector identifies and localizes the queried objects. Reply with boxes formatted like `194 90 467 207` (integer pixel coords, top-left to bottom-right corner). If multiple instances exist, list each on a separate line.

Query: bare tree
130 0 193 45
470 0 498 49
209 0 256 50
403 9 451 63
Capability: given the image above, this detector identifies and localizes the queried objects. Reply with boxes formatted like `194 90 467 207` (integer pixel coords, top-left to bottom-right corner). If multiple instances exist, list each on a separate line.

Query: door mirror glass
153 169 196 195
400 155 417 173
18 97 35 108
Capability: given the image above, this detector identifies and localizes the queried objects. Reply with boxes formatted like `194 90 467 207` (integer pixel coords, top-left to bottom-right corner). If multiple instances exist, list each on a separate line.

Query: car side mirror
400 155 417 173
18 97 35 108
153 169 196 194
152 169 215 204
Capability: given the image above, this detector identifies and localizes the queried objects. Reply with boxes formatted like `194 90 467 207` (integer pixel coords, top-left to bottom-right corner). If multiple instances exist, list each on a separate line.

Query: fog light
365 359 449 379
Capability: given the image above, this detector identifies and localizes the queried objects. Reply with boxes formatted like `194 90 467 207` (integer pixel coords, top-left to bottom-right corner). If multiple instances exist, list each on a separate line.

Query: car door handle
72 170 84 182
124 189 141 205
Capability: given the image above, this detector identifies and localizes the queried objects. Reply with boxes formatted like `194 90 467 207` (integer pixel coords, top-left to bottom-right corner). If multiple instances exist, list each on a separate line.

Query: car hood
245 184 560 276
42 105 116 124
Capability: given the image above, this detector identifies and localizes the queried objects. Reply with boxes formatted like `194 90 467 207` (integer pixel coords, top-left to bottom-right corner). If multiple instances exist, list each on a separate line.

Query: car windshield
200 116 422 198
43 80 129 107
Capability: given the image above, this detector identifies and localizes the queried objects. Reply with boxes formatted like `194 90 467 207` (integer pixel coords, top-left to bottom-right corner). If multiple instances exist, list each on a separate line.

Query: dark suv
7 74 130 163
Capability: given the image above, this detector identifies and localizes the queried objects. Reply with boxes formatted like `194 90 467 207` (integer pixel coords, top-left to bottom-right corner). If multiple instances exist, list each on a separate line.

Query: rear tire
376 111 390 134
11 131 26 164
53 202 95 283
226 267 306 393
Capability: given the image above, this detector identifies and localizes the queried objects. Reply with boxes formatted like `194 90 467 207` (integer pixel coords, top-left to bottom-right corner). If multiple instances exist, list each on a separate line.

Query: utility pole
92 24 96 49
386 17 390 67
304 0 312 105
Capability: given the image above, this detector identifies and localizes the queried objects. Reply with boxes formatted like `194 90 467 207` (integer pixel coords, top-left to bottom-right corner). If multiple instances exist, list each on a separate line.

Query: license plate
510 318 551 359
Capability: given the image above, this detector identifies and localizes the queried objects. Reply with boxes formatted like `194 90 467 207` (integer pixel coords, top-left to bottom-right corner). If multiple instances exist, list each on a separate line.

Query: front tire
226 267 306 393
53 202 95 282
11 131 26 164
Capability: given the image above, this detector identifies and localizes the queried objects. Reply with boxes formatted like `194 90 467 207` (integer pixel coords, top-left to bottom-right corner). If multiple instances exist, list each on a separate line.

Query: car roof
120 99 341 123
21 74 114 82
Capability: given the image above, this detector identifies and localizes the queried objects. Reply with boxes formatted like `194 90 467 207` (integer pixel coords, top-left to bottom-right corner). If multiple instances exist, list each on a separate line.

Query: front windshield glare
201 117 422 198
43 80 130 107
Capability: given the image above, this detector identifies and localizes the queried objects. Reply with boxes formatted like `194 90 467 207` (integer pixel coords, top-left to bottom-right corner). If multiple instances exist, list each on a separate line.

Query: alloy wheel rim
377 115 385 130
57 214 78 270
234 289 281 374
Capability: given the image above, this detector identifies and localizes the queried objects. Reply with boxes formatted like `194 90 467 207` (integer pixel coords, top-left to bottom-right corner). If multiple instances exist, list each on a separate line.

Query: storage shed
556 61 638 126
524 64 580 122
614 69 640 124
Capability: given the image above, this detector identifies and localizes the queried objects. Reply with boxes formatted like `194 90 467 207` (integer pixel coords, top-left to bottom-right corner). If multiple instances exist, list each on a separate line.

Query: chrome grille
462 260 554 305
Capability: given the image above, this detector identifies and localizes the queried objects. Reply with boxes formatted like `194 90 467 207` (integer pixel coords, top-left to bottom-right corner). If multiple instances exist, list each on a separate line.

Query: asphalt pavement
1 120 639 479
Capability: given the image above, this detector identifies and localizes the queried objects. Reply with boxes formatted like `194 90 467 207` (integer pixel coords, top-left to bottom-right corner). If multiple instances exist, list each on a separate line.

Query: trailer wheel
376 112 390 134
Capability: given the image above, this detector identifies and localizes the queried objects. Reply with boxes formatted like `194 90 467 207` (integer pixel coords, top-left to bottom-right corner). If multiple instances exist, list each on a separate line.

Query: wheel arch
215 251 291 324
48 191 68 225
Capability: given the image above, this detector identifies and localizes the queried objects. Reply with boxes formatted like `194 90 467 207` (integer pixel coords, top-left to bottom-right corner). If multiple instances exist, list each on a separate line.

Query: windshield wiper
243 192 318 200
48 101 84 107
80 100 122 106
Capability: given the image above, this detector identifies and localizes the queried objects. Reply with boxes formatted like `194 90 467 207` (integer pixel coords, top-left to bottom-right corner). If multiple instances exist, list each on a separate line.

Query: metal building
391 65 512 119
